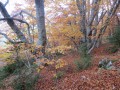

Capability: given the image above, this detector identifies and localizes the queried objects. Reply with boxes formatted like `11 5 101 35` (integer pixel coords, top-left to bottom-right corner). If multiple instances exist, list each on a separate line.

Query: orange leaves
46 1 83 47
35 58 68 73
47 46 72 54
55 59 67 69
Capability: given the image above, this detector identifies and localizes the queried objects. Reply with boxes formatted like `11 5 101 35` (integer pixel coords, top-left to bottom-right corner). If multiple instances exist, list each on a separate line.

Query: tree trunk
35 0 47 55
76 0 86 42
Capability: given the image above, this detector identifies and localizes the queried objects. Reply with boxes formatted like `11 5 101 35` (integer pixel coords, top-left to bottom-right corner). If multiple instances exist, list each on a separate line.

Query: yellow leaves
46 1 83 47
6 59 15 64
55 59 67 69
36 65 44 73
35 57 67 73
0 53 12 59
47 61 54 65
47 46 72 54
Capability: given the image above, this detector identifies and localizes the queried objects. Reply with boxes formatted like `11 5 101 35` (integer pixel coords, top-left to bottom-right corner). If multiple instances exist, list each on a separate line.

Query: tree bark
76 0 86 42
88 0 120 54
35 0 47 54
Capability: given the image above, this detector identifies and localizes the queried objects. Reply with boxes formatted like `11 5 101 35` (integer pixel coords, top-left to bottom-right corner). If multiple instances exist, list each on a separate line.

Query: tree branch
12 10 36 20
88 0 101 26
0 17 33 43
0 32 23 44
4 0 9 7
0 1 28 43
97 10 107 25
88 0 120 54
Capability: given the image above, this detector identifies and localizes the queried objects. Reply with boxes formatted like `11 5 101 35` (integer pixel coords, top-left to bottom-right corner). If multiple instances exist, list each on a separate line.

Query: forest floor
0 44 120 90
36 44 120 90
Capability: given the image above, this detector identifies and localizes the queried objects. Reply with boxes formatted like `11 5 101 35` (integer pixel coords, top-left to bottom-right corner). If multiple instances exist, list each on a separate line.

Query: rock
107 66 116 70
98 58 113 69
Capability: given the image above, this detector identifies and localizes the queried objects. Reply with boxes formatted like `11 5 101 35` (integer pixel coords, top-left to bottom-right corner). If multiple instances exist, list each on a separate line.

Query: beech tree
35 0 47 54
0 0 47 54
0 0 119 54
76 0 120 53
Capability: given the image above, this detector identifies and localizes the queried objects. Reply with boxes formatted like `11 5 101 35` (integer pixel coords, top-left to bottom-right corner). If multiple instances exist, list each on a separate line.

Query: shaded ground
36 44 120 90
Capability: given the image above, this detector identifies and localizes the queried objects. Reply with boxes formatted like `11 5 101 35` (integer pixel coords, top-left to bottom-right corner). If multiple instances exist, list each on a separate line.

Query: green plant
0 67 10 89
81 54 92 69
74 55 92 70
3 63 16 74
0 67 9 81
78 43 88 57
0 43 39 90
3 60 25 75
74 60 82 71
12 72 39 90
75 43 92 70
107 46 119 53
108 26 120 47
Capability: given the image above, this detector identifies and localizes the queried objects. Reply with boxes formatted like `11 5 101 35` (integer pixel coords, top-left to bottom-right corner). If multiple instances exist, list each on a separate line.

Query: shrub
0 43 39 89
0 61 21 83
108 26 120 47
12 70 39 90
0 67 9 81
0 67 10 89
81 55 92 69
78 43 88 57
74 43 92 70
74 55 92 70
106 46 119 53
3 63 16 74
74 60 82 71
3 60 25 75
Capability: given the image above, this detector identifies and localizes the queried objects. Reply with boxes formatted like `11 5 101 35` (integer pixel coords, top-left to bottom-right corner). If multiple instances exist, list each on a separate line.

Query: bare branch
109 0 120 17
0 1 28 42
88 0 101 26
0 17 33 43
0 32 15 44
97 10 107 25
12 10 36 20
0 31 27 44
4 0 9 7
88 0 120 54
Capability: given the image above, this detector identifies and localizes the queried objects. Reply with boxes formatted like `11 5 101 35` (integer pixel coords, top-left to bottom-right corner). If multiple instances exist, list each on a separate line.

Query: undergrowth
74 43 92 70
0 43 40 90
108 26 120 53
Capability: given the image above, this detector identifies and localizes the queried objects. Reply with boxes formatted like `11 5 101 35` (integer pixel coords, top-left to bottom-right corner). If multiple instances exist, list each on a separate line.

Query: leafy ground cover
35 44 120 90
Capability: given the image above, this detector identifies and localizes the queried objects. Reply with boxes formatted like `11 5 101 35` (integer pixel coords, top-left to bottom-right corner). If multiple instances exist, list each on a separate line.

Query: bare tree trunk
76 0 86 42
35 0 47 55
76 0 120 54
88 0 120 54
